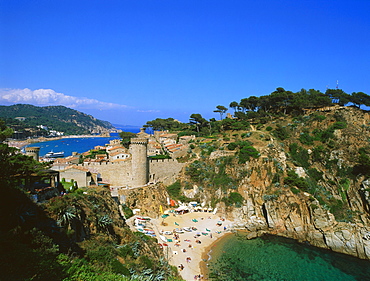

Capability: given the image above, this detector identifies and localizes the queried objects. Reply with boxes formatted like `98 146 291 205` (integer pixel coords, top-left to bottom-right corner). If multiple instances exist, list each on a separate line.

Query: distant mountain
0 104 114 136
111 124 141 134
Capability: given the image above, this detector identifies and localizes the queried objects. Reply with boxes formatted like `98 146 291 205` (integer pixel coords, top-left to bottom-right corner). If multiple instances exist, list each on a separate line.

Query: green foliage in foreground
0 184 180 281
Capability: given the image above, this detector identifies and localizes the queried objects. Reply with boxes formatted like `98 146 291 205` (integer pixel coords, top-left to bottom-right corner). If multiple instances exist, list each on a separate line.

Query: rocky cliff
126 106 370 260
214 106 370 260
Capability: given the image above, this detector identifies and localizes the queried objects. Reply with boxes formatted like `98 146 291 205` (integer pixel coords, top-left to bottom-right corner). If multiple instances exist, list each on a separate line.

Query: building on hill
94 145 106 151
109 139 121 146
51 135 185 189
159 133 177 143
107 145 127 154
179 135 195 144
147 139 162 156
109 151 130 161
51 156 80 170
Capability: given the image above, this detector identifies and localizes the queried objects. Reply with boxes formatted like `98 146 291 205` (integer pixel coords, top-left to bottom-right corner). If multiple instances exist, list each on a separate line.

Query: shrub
122 204 134 218
332 121 347 130
166 181 182 199
290 187 300 194
227 142 238 150
289 143 309 168
310 114 326 122
241 132 252 138
222 192 244 206
299 132 314 145
273 124 290 140
266 126 273 131
307 168 323 182
239 145 260 163
284 170 309 191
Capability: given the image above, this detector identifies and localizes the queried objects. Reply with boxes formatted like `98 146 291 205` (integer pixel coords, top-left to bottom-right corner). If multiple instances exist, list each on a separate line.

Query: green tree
229 101 239 113
189 113 208 133
214 105 228 120
0 119 14 141
239 96 259 112
325 89 350 106
350 92 370 109
119 131 136 148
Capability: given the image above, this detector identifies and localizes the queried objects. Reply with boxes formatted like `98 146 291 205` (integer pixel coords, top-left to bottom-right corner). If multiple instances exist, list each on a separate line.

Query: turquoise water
207 234 370 281
25 127 140 157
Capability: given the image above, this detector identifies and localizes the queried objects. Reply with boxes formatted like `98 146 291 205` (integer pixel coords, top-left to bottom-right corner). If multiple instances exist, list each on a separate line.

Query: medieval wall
78 158 184 187
80 161 132 187
149 158 185 186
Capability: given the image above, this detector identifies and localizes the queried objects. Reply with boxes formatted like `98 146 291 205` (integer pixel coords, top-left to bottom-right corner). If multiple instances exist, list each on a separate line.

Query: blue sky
1 0 369 126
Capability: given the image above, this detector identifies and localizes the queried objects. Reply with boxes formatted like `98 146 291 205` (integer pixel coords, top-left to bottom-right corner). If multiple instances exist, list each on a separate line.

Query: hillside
0 104 114 136
128 105 370 261
173 105 370 259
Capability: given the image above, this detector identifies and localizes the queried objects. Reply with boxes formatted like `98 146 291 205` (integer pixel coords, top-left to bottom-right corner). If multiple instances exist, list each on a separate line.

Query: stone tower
25 146 40 161
130 138 148 187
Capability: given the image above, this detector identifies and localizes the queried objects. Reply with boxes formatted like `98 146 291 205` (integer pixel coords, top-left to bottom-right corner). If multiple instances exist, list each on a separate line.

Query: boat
45 151 64 158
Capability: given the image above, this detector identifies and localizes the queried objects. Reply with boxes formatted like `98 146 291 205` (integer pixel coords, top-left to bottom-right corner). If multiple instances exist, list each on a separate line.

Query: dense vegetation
0 104 114 136
146 87 370 224
143 87 370 137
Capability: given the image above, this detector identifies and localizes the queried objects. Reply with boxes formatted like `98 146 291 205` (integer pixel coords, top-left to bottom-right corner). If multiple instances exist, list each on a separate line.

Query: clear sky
1 0 369 126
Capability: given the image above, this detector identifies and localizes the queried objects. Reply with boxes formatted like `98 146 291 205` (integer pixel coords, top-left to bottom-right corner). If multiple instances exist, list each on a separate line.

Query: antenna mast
336 80 339 89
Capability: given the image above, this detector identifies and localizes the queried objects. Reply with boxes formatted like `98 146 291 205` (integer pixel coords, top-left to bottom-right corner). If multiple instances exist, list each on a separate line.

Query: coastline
200 232 234 279
7 134 114 150
140 212 235 281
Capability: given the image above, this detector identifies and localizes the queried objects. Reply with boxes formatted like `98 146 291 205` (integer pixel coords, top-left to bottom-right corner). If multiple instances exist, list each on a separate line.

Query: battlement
25 146 40 161
25 147 40 152
130 138 148 145
149 158 177 163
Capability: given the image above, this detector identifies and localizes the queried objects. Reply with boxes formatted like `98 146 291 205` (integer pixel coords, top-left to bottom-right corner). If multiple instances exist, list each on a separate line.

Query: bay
207 233 370 281
25 126 140 157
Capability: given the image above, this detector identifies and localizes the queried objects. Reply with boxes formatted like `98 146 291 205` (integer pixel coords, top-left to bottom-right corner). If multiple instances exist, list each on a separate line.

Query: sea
24 126 140 157
207 233 370 281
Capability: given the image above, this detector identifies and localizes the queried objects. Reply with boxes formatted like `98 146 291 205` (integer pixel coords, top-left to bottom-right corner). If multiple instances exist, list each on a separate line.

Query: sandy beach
139 211 234 281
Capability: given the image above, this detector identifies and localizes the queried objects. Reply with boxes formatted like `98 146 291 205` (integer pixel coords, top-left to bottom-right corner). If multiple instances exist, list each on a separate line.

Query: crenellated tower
25 146 40 161
130 138 148 187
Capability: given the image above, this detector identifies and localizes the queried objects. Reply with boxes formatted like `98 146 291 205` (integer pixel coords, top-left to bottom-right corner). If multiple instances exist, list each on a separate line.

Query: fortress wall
149 158 185 186
76 156 184 187
79 161 132 187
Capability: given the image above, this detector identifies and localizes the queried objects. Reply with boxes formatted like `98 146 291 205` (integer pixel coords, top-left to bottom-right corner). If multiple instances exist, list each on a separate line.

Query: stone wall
149 158 185 186
78 157 184 187
60 169 91 188
80 161 132 187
